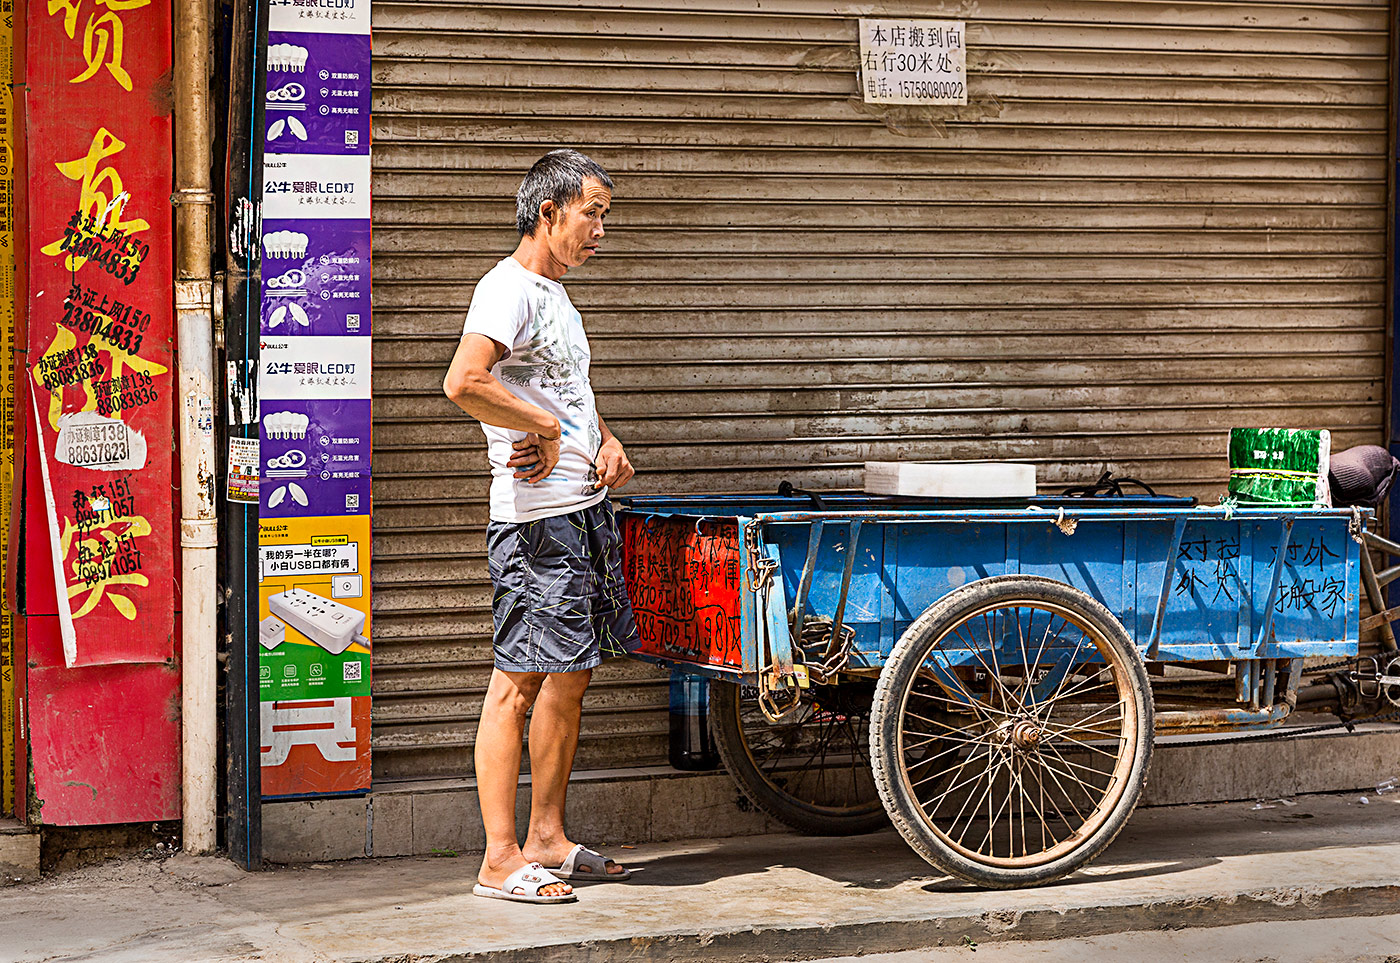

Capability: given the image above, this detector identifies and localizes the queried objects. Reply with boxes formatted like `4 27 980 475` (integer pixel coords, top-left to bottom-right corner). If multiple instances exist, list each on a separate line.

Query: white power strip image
267 588 368 655
260 615 287 650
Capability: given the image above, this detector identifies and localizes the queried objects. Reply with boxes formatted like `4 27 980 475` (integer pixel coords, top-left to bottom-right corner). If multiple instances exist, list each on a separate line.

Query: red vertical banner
23 0 174 664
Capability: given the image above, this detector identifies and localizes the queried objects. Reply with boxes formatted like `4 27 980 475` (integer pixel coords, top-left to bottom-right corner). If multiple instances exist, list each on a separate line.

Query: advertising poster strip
259 0 372 797
1 7 14 814
257 513 371 795
22 0 175 666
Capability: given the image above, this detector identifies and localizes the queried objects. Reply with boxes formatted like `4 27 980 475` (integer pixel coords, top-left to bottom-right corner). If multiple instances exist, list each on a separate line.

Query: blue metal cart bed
618 490 1400 888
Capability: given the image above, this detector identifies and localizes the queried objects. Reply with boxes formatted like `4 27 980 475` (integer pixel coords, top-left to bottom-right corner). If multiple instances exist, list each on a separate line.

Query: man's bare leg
475 668 572 896
523 668 626 876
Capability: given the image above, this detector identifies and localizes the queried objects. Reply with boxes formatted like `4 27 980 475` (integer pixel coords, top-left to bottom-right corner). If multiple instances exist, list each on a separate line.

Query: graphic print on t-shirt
496 289 604 497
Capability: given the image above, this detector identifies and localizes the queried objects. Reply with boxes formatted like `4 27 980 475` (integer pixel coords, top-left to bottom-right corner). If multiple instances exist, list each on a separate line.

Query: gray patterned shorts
486 499 642 674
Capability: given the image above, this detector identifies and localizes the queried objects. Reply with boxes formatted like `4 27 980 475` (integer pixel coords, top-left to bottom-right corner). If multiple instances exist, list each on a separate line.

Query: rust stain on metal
198 466 216 513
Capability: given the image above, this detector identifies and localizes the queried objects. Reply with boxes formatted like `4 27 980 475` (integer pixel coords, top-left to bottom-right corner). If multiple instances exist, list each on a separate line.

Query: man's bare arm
444 333 561 483
594 415 635 490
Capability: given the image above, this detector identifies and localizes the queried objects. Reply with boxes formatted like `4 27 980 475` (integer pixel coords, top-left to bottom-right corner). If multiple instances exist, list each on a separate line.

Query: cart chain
792 613 856 685
745 522 806 724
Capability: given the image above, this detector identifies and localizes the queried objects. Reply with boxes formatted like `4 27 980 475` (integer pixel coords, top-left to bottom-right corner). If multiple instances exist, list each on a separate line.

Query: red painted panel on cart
22 0 175 665
27 619 180 825
620 515 743 669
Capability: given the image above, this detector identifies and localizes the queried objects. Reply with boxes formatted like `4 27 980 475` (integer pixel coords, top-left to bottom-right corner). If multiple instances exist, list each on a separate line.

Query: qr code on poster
343 662 362 683
346 493 360 510
345 130 359 147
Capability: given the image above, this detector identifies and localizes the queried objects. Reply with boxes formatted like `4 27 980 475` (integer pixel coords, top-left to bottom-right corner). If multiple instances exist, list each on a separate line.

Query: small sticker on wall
228 436 260 503
54 411 148 470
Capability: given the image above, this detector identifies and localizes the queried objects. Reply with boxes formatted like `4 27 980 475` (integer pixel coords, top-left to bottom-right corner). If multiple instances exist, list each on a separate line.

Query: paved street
6 792 1400 963
816 915 1400 963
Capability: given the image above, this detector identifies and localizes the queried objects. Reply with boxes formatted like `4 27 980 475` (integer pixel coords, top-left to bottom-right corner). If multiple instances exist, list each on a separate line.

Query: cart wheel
870 575 1153 888
711 677 889 835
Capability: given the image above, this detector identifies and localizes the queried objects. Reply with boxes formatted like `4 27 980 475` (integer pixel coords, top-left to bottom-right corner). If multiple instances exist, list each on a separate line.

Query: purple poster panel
262 218 370 337
266 31 371 156
259 0 373 799
261 399 371 518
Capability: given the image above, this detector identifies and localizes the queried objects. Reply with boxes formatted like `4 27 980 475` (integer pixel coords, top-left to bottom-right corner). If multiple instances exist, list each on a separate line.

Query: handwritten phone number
897 80 964 99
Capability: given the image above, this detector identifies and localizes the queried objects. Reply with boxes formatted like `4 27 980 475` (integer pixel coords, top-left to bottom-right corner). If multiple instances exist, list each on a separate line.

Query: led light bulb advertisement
256 0 372 798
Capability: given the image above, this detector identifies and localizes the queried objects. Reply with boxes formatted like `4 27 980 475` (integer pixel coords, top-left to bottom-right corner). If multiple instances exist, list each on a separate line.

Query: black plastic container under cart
618 491 1400 888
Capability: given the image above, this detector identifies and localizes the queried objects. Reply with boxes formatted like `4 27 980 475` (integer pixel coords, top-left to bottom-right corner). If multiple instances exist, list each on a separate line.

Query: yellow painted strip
0 10 16 815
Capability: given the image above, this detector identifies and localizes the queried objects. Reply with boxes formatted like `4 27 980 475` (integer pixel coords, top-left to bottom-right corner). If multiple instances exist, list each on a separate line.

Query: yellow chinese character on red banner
59 511 151 620
47 0 151 91
40 127 150 272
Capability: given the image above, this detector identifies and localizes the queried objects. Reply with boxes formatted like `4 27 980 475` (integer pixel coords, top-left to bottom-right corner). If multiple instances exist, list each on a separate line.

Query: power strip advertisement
256 0 372 798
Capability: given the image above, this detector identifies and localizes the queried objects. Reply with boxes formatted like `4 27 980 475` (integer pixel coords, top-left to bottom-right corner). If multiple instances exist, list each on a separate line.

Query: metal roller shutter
369 0 1392 782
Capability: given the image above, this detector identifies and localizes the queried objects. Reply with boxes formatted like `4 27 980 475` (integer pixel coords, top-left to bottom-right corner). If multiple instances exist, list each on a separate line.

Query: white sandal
551 843 631 881
472 862 577 904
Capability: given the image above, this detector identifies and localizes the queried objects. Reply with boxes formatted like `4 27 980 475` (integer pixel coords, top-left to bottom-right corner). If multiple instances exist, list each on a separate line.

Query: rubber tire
711 679 889 836
870 575 1154 888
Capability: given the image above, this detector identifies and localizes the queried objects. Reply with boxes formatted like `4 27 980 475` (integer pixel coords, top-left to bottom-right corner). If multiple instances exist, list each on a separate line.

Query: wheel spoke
917 741 994 801
903 729 985 752
1039 741 1116 784
1031 749 1105 811
978 756 1021 855
911 674 1016 724
950 753 1001 846
903 706 984 736
1048 700 1125 728
1037 668 1115 710
1028 751 1093 823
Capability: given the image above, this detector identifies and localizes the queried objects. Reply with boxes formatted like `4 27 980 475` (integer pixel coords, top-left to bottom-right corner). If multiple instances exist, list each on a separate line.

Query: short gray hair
515 149 614 238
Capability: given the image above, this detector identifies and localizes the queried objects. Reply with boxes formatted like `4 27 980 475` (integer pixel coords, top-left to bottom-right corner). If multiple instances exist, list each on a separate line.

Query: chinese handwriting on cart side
623 519 742 668
1172 534 1346 616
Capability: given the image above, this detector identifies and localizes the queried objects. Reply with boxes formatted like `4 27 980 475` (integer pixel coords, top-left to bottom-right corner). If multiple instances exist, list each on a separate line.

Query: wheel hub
999 718 1045 751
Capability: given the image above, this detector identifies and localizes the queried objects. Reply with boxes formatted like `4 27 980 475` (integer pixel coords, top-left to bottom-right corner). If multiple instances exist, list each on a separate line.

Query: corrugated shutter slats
370 0 1390 782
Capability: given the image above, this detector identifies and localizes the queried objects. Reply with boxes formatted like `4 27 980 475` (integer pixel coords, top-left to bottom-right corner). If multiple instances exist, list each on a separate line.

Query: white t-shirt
462 257 608 523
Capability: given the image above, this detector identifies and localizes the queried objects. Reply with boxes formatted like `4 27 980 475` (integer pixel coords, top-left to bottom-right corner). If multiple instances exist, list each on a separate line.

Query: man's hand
593 437 634 490
508 432 561 484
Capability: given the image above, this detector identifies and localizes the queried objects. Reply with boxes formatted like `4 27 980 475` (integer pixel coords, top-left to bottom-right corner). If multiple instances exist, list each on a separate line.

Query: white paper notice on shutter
858 19 967 105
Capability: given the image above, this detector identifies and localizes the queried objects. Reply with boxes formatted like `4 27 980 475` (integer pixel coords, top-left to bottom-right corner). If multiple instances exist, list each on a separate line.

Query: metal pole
1386 0 1399 603
173 0 219 857
221 0 269 870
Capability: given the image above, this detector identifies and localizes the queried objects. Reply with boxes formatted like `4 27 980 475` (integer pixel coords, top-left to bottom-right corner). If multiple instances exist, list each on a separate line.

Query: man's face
542 177 610 269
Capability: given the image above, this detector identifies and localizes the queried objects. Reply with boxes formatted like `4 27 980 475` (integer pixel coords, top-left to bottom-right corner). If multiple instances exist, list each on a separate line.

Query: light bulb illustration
268 44 308 73
264 411 310 440
263 231 309 259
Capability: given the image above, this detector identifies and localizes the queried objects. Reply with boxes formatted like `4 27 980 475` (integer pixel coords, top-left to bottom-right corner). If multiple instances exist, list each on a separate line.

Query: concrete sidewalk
7 792 1400 963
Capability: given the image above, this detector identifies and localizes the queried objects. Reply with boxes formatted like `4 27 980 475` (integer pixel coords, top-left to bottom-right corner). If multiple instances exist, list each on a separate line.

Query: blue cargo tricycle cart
618 490 1400 889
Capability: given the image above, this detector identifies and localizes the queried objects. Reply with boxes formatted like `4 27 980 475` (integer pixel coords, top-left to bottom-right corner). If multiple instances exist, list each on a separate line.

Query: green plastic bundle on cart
1227 428 1331 507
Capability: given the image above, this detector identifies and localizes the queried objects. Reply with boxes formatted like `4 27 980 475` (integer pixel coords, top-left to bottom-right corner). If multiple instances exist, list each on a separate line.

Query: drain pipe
173 0 219 855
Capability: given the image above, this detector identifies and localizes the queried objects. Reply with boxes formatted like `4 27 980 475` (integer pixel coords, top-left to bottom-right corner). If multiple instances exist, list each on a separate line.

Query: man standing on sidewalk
443 149 640 904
